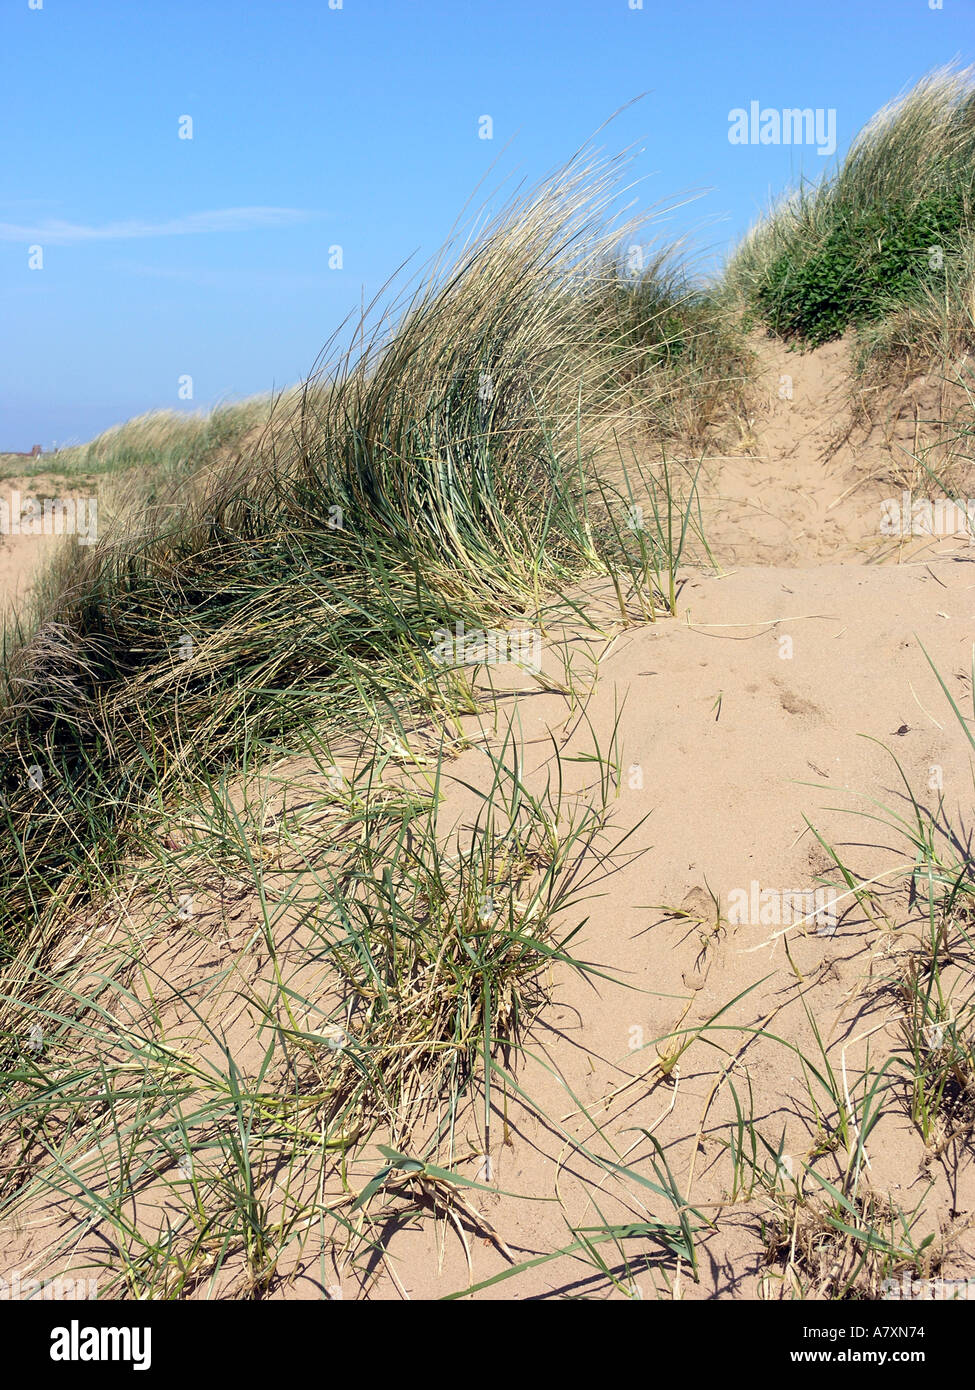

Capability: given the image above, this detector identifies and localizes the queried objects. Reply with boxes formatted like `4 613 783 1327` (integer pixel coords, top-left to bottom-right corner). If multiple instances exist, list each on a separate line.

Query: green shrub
724 66 975 354
757 189 969 346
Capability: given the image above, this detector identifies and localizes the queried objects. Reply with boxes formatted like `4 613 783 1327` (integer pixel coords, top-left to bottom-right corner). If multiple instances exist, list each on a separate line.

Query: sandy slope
327 338 975 1297
5 339 975 1300
701 334 971 565
321 340 975 1298
370 560 975 1299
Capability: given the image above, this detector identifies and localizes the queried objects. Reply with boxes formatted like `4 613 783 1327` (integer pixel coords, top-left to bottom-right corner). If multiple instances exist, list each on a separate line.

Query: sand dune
7 335 975 1300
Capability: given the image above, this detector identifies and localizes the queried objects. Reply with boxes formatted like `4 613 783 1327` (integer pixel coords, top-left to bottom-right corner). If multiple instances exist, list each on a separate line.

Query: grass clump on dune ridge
52 399 279 476
726 66 975 352
591 248 753 447
0 148 715 962
0 399 287 495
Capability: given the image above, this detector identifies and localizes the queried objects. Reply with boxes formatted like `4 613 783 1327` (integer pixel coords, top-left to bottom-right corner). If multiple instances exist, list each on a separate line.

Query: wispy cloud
0 207 315 245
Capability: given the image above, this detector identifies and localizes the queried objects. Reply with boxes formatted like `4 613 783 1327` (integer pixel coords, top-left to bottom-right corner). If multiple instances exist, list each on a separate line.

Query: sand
0 473 97 618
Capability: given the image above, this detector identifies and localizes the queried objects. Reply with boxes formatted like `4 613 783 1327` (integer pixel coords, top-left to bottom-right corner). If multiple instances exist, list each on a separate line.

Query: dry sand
0 472 97 618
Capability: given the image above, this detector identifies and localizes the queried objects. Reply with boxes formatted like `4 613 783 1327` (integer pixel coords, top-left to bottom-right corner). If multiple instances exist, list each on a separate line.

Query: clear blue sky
2 0 972 450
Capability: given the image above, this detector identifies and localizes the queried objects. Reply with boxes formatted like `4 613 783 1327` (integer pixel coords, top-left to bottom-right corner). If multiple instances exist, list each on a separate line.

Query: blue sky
2 0 973 450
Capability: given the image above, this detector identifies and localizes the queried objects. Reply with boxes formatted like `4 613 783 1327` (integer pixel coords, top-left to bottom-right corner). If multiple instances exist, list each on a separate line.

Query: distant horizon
3 0 973 451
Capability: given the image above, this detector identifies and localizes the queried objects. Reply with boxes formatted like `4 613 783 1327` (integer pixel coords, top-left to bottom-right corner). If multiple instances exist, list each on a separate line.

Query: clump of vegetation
757 190 968 348
0 714 664 1298
0 399 284 491
63 399 279 475
0 149 709 962
587 249 753 445
726 66 975 351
